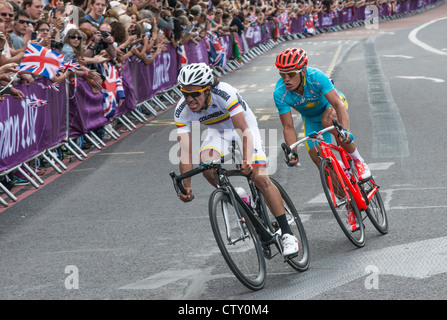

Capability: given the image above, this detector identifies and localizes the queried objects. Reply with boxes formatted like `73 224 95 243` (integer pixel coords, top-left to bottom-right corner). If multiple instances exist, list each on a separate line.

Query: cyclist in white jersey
174 63 299 257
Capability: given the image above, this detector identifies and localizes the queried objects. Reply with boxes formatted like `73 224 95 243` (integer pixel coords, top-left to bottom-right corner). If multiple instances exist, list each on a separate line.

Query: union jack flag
278 12 291 35
37 82 60 91
207 33 226 68
177 45 188 68
101 63 125 119
60 60 81 73
19 43 64 79
29 98 48 108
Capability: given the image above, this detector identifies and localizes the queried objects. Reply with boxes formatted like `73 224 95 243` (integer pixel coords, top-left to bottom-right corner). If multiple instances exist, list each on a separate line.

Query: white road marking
383 54 413 59
395 76 445 83
249 236 447 300
408 17 447 56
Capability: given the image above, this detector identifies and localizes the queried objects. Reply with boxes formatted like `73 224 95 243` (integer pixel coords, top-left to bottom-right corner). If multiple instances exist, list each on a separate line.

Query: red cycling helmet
275 48 308 72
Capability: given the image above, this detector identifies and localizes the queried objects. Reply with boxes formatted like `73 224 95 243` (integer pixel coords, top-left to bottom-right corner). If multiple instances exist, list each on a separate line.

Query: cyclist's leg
321 95 371 179
200 128 227 187
302 116 329 167
243 127 299 255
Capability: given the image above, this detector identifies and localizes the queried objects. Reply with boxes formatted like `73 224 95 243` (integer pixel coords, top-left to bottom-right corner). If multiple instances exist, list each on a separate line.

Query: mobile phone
31 32 37 40
0 86 12 95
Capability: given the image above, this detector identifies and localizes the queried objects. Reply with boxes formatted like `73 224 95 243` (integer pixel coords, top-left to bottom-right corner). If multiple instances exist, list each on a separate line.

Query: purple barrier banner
184 39 208 64
135 45 179 103
291 15 304 33
262 22 273 42
245 25 263 48
341 8 355 24
319 12 335 27
68 78 108 138
117 60 138 117
0 78 66 171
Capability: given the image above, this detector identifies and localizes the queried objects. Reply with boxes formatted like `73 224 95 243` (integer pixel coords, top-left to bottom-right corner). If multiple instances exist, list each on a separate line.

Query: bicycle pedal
283 252 299 262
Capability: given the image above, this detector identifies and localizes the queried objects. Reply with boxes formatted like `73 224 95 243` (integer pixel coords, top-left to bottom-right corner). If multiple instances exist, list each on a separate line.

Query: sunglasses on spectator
69 35 82 40
180 87 207 98
0 13 14 18
18 19 33 25
38 28 50 32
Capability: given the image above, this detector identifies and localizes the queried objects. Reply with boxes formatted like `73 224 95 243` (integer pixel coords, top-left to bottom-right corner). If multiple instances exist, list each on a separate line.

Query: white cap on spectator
110 1 126 15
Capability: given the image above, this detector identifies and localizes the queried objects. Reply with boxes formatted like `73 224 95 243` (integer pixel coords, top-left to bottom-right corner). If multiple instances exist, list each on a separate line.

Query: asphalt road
0 3 446 305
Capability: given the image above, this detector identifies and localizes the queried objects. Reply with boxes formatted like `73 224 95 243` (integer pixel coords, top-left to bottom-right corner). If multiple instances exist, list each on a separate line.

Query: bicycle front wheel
209 189 266 291
362 179 388 234
319 157 366 248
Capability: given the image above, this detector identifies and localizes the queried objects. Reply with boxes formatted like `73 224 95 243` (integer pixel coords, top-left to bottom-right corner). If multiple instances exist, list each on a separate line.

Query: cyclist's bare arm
324 89 355 145
279 111 299 166
324 89 350 130
178 132 194 202
230 112 254 175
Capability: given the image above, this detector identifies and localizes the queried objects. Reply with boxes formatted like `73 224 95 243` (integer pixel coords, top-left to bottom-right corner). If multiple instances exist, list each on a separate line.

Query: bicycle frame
281 122 378 212
219 170 280 248
317 140 368 211
170 159 282 250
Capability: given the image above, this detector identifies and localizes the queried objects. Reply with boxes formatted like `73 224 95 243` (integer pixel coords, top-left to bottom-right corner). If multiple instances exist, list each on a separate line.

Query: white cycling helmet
177 63 214 86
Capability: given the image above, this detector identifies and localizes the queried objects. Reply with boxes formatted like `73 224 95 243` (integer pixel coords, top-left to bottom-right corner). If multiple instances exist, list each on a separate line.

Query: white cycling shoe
281 234 299 257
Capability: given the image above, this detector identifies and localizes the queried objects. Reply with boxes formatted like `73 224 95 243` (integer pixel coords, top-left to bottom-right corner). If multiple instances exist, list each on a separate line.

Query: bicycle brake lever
169 171 187 196
281 142 291 157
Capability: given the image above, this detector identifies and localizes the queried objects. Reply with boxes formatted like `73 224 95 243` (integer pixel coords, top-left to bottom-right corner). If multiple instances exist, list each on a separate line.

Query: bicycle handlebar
281 120 346 162
170 147 243 196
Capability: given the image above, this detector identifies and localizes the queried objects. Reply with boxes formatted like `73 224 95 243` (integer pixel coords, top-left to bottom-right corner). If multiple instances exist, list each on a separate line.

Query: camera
131 30 137 35
100 30 110 38
51 39 63 50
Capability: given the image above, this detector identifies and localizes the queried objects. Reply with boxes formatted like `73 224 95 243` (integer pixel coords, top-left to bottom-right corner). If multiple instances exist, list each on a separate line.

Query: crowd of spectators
0 0 406 190
0 0 400 100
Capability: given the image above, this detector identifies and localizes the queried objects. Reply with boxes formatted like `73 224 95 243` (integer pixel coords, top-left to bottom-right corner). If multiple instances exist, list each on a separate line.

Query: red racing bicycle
281 120 388 247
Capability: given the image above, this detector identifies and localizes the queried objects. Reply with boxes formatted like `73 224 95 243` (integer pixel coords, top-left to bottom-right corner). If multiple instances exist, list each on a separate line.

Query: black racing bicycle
170 152 310 291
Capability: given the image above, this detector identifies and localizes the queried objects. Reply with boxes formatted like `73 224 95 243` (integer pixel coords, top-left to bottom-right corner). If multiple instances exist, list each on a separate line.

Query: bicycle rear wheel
209 189 266 291
267 178 310 271
361 179 388 234
319 157 366 248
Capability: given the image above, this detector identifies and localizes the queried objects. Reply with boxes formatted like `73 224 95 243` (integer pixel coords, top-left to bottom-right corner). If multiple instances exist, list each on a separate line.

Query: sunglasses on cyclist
69 35 82 40
279 71 301 79
180 87 208 98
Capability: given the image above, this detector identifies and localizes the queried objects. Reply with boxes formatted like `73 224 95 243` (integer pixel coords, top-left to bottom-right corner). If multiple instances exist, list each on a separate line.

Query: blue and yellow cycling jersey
273 67 348 150
273 67 340 118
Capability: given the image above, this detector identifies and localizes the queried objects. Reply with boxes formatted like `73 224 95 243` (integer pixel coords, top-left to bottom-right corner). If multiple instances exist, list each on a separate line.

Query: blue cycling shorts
303 93 349 151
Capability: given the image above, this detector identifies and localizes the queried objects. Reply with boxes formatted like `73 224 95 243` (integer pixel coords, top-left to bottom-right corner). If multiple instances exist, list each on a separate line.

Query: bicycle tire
362 179 388 235
319 157 366 248
268 178 310 272
208 188 267 291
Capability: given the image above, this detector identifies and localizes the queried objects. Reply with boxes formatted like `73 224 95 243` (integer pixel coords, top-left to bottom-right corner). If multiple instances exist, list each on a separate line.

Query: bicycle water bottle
235 187 251 207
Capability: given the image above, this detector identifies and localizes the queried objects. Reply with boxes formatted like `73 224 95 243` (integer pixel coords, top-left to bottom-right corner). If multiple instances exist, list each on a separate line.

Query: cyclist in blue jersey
273 48 371 231
273 47 371 181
